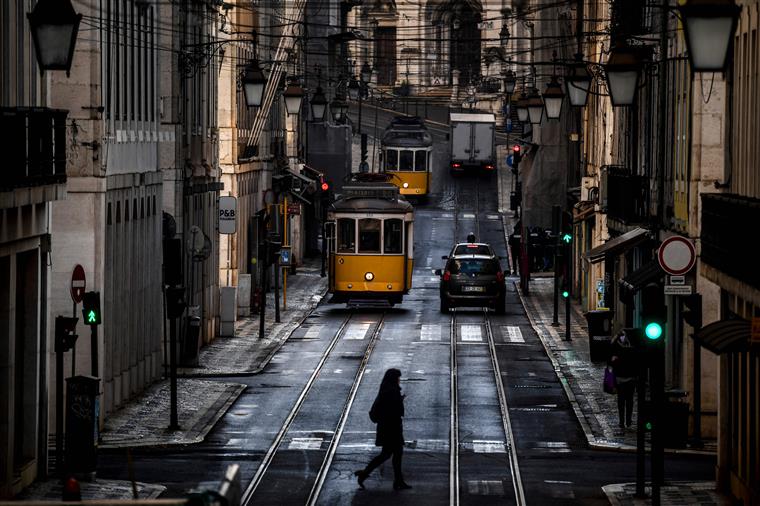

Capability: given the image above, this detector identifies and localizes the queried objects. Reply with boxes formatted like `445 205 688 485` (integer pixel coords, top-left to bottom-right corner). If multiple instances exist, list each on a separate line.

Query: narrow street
94 130 715 505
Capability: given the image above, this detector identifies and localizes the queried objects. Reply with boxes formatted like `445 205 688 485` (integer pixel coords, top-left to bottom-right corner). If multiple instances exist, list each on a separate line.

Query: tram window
386 149 398 171
399 150 414 171
337 218 356 253
415 150 427 172
384 219 403 254
358 219 381 253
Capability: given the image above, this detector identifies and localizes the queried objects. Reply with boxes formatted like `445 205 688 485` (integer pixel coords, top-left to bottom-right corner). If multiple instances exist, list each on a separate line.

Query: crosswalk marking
421 324 442 341
462 213 476 219
460 324 482 342
472 440 507 453
486 214 501 220
304 325 323 339
288 438 323 450
344 323 370 340
503 325 525 343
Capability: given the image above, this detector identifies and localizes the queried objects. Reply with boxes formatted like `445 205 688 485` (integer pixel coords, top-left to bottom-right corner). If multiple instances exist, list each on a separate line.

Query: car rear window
453 244 492 255
448 259 499 275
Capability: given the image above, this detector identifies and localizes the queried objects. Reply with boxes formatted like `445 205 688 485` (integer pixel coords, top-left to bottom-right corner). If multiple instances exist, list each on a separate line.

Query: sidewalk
16 478 165 502
517 276 717 455
602 481 730 506
96 259 326 449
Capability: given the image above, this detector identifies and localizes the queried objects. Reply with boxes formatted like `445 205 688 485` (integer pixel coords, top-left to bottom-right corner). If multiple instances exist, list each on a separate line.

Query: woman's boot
353 470 368 489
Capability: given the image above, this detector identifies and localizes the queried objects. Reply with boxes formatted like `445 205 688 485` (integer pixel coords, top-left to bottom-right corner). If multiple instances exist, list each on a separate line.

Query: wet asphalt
98 115 715 505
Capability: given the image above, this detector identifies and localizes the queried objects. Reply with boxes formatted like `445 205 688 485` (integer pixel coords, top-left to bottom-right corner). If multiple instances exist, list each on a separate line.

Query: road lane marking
460 324 482 342
421 324 442 341
304 325 323 339
503 325 525 343
462 213 476 219
344 323 370 340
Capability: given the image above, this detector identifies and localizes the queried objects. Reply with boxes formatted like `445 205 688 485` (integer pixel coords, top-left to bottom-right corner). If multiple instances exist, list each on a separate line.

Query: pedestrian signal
82 291 102 325
644 322 663 340
640 283 666 342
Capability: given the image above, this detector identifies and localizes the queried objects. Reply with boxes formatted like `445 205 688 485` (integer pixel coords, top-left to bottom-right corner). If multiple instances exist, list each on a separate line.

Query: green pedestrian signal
82 291 102 326
644 321 663 340
561 233 572 243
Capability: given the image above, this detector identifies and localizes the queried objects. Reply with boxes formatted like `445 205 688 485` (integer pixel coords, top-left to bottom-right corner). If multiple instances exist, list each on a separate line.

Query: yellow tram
326 180 414 306
380 116 433 198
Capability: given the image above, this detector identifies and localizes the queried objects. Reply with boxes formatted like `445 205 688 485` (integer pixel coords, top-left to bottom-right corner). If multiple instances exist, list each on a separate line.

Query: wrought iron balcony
702 193 760 289
1 107 68 191
605 167 649 225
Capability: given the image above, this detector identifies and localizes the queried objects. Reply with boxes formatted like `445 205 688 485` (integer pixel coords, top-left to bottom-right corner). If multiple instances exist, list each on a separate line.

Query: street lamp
27 0 82 75
604 42 644 107
242 60 267 107
310 86 328 122
565 54 592 107
500 24 510 47
542 76 565 120
515 89 529 122
347 77 361 101
330 95 348 122
679 0 741 72
504 70 517 95
283 82 304 115
360 62 372 86
527 88 544 125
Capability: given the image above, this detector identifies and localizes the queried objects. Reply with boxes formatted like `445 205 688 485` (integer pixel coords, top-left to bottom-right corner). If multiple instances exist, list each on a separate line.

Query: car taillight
496 271 504 282
451 162 461 168
484 164 494 170
443 271 451 282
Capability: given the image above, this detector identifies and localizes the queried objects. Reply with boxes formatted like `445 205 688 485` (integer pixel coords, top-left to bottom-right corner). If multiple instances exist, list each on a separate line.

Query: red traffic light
513 145 520 153
321 182 329 191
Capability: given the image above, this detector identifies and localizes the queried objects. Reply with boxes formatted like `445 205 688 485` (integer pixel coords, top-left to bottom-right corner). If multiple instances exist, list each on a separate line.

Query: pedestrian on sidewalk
609 330 637 428
355 368 412 491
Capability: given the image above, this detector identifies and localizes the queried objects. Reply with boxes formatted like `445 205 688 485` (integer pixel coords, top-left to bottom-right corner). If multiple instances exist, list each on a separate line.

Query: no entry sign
658 236 696 276
70 264 86 303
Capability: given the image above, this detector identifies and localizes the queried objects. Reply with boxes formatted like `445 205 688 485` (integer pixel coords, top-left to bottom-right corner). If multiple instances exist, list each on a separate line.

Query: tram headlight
402 182 409 188
365 272 374 281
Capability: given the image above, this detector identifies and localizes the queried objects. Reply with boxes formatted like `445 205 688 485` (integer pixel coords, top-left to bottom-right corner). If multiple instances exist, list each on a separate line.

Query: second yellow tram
326 180 414 306
380 116 433 198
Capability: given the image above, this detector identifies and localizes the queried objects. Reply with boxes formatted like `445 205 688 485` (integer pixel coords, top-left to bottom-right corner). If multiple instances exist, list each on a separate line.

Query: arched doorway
426 0 482 86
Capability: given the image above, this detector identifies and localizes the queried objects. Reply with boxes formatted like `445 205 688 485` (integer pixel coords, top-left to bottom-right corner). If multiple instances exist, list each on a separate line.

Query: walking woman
609 330 637 428
355 368 411 490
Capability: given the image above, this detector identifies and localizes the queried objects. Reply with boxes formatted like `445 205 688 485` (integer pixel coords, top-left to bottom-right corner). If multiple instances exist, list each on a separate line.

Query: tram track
240 311 386 506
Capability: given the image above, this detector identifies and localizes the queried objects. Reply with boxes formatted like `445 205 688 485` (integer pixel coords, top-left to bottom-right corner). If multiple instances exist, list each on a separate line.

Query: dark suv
435 253 506 313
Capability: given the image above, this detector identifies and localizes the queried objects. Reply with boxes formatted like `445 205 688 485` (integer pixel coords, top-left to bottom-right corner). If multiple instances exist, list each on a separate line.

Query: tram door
324 222 335 285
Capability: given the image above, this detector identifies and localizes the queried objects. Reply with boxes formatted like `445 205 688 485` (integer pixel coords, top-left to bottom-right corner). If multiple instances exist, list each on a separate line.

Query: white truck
449 112 496 174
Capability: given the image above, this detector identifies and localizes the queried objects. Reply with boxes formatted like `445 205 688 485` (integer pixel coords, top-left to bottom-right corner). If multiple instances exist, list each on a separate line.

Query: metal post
169 316 179 429
635 363 647 498
56 346 64 474
90 325 98 377
692 336 703 448
259 249 266 339
565 240 572 341
283 197 288 310
651 344 665 506
274 255 280 323
552 205 561 326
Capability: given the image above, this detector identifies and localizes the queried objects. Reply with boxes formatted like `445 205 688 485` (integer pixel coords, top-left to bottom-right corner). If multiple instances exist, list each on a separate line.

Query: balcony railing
702 193 760 290
1 107 68 191
606 168 649 225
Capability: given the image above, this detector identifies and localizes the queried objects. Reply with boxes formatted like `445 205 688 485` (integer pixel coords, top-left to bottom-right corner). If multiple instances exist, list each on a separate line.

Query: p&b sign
219 196 237 234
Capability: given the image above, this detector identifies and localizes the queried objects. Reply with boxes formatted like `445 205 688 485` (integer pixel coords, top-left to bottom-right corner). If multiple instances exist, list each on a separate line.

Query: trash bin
65 375 100 478
663 389 689 448
584 310 613 362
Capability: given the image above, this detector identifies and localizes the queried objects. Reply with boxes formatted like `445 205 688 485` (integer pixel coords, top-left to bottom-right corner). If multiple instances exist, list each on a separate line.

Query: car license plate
462 286 484 292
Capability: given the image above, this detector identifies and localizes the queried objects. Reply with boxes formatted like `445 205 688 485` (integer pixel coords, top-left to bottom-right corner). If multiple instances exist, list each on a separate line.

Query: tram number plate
463 286 484 292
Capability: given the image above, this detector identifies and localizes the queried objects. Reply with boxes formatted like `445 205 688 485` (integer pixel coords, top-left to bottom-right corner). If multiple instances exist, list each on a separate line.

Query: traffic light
561 211 573 245
165 286 187 319
511 145 521 174
681 293 702 329
320 176 329 192
640 282 666 342
55 316 79 353
82 291 102 325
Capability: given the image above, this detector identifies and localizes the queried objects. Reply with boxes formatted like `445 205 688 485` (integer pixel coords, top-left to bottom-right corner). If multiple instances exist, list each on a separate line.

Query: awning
619 260 664 292
583 227 650 264
694 318 751 355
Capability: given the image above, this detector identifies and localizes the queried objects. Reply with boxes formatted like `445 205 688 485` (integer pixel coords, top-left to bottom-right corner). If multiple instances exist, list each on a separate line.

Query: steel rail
240 312 354 505
449 311 460 506
484 311 527 506
306 314 386 506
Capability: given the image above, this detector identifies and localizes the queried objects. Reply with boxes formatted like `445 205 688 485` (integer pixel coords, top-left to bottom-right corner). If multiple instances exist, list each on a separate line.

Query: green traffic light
562 290 569 298
562 233 572 243
645 322 663 340
87 310 98 324
645 421 652 431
